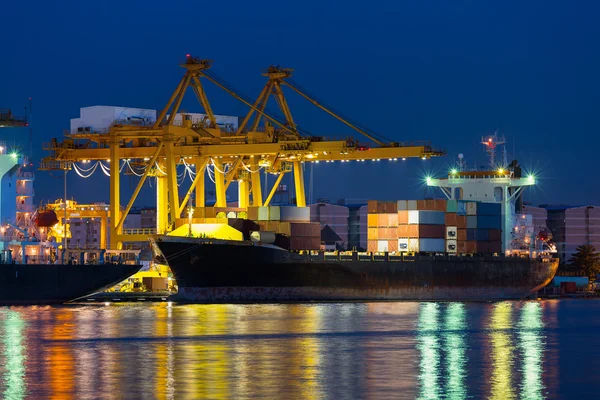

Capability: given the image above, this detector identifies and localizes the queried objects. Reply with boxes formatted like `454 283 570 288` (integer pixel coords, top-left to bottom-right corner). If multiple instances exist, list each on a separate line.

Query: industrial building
542 205 600 265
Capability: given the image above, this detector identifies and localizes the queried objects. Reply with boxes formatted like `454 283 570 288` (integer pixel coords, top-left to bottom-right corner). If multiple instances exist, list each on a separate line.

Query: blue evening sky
0 0 597 207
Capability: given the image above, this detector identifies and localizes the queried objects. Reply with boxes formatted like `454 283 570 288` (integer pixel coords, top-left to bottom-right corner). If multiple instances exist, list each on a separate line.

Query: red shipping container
445 212 458 226
418 224 445 238
561 282 577 294
290 236 321 250
397 211 408 225
489 241 502 254
465 241 478 253
457 228 467 241
290 222 320 237
457 241 467 254
417 199 446 211
368 200 378 213
388 239 399 252
489 229 502 241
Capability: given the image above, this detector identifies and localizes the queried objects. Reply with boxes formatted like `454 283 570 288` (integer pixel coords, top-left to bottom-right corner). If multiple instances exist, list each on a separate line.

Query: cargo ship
151 134 559 302
0 133 141 304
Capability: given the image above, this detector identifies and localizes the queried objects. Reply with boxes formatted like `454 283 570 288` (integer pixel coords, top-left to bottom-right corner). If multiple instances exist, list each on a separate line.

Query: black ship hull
0 263 142 305
151 236 559 303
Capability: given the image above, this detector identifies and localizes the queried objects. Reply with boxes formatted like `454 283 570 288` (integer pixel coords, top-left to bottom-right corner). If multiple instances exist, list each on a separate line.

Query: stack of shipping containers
248 206 321 250
398 200 446 253
366 201 399 253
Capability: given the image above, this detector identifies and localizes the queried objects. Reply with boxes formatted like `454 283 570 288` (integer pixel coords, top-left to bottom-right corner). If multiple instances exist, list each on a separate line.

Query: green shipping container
446 200 457 213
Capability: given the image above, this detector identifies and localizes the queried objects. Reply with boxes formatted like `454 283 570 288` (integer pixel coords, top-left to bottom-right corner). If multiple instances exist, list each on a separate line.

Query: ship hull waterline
152 237 559 303
0 263 142 305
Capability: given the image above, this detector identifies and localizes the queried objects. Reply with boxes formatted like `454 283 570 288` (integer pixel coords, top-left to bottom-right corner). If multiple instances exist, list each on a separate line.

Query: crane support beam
293 161 306 207
213 160 227 207
236 83 271 135
156 170 169 234
223 158 243 192
167 74 192 126
273 82 296 130
116 142 164 232
178 157 209 215
191 76 217 128
48 141 440 161
164 136 180 228
154 74 187 128
195 158 206 208
109 139 121 249
250 82 274 132
250 158 263 206
238 179 249 209
264 173 285 207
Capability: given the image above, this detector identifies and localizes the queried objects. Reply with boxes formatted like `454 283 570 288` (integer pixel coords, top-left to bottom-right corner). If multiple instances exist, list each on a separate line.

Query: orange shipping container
457 228 467 241
367 214 379 227
367 239 378 253
378 227 398 240
456 215 467 229
445 212 458 226
388 213 398 227
388 239 398 252
368 227 379 240
397 211 408 225
417 199 446 211
378 214 389 227
465 241 478 253
397 224 419 238
457 241 467 254
368 200 379 214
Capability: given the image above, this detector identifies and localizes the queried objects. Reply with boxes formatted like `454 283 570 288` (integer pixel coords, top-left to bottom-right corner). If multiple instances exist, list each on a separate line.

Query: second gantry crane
41 56 445 249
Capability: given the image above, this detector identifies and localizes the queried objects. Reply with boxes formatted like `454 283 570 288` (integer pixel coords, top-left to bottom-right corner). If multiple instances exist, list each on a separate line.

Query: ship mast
481 130 506 169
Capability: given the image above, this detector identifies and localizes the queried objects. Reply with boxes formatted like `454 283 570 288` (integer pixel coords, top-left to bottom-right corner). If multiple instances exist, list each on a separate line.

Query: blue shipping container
457 201 467 216
420 238 445 252
418 211 445 225
467 216 478 229
467 229 490 241
476 202 501 216
551 276 589 288
477 215 502 229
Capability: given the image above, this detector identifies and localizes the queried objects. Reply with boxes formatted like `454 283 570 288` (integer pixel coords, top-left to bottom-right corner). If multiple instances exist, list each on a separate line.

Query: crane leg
238 179 249 209
195 159 206 208
109 139 121 249
214 161 227 207
164 137 180 227
250 158 263 206
293 161 306 207
156 170 169 234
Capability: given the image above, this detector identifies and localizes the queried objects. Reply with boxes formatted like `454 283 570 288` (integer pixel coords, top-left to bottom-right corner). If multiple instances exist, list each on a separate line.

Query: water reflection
0 301 556 399
518 302 545 400
1 310 26 399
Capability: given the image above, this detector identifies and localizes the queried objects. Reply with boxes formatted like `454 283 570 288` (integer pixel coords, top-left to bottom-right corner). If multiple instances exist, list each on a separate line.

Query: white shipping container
407 200 418 210
377 240 389 252
269 206 281 221
397 200 408 210
280 206 311 222
408 210 420 224
409 238 420 252
257 207 270 221
446 226 457 239
446 239 457 253
398 238 409 252
466 202 477 216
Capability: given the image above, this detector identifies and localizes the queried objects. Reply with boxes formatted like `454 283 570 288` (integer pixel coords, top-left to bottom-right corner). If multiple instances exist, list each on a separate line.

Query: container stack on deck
366 200 399 253
249 206 321 250
366 199 503 255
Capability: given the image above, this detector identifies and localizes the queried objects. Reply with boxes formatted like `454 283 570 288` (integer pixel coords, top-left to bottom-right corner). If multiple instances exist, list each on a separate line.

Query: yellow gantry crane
40 56 444 249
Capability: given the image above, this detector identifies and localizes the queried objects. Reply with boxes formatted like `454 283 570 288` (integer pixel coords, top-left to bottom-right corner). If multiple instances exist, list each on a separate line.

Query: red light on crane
186 54 191 58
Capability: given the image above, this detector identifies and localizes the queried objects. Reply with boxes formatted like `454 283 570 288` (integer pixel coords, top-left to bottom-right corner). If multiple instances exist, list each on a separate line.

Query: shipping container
367 239 377 253
446 200 457 213
446 226 457 239
467 229 490 241
367 214 379 227
388 213 398 227
397 224 419 238
466 202 477 216
377 240 389 252
290 236 321 250
377 227 398 240
489 229 501 241
368 227 378 240
397 210 408 225
409 238 420 252
477 215 502 230
476 202 501 216
457 228 467 241
457 241 467 253
465 241 478 253
388 239 398 252
467 216 477 229
368 200 398 213
398 238 409 252
407 200 418 210
377 214 389 227
419 238 445 252
280 206 310 222
408 210 445 225
290 222 321 237
418 224 445 238
417 199 446 211
446 239 457 253
457 201 467 216
269 206 281 221
456 215 467 229
397 200 408 211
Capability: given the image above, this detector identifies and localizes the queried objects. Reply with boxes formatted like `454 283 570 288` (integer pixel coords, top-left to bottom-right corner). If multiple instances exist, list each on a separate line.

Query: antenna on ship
457 153 466 171
481 129 506 169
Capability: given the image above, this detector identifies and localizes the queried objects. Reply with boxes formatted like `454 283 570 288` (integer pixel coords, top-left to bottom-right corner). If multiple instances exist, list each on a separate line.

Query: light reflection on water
0 300 586 399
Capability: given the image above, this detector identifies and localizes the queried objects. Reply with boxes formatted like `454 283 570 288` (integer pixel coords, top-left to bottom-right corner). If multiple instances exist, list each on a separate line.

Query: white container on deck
377 240 389 252
446 239 457 253
409 238 420 252
398 238 409 252
446 226 457 239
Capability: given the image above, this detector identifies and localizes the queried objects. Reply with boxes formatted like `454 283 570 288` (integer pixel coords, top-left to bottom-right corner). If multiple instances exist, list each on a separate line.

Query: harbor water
0 300 597 399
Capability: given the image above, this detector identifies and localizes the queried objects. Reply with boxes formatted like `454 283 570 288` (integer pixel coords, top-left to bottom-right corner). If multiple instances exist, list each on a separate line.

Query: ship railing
300 251 548 262
122 228 157 235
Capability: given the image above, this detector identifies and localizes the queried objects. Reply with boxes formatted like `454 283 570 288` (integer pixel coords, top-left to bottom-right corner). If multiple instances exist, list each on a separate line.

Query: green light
10 153 18 159
450 169 457 175
527 174 536 183
426 176 432 185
